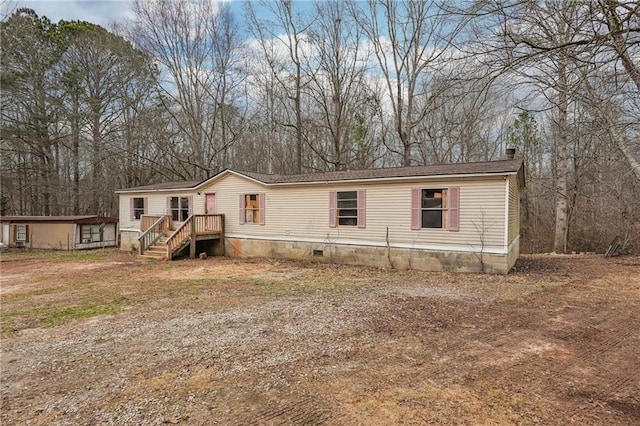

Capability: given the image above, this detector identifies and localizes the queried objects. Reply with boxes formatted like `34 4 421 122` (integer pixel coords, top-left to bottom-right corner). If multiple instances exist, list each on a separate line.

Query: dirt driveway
1 250 639 425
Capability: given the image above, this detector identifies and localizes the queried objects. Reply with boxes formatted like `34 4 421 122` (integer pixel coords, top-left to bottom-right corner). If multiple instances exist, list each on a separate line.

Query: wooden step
146 246 166 254
142 244 167 259
141 232 191 260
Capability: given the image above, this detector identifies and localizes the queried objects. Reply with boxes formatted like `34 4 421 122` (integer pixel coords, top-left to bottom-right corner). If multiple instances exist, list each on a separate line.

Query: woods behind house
1 0 639 254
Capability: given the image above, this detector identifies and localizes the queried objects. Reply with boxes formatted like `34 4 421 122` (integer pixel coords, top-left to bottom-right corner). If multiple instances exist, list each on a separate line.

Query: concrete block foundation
225 237 512 274
119 230 139 252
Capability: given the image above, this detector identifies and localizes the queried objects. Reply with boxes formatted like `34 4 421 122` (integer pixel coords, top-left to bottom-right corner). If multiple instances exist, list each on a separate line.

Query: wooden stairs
139 232 171 260
138 214 224 261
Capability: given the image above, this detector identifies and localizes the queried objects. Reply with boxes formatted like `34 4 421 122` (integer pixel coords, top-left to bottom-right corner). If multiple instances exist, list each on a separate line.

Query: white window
421 189 448 229
169 196 190 221
245 194 259 223
239 193 265 225
337 191 358 226
411 187 460 232
16 224 27 242
329 190 366 229
81 225 102 243
132 198 145 220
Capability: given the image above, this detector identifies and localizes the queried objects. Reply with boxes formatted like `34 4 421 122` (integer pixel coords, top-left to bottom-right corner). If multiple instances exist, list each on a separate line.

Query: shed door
205 193 216 214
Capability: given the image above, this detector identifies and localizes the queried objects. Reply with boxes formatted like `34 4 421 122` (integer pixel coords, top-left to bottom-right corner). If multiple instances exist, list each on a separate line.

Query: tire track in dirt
460 271 640 424
360 260 640 424
235 395 331 425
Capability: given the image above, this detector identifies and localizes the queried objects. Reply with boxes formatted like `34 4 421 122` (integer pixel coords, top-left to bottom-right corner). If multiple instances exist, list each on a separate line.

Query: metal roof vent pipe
506 148 516 160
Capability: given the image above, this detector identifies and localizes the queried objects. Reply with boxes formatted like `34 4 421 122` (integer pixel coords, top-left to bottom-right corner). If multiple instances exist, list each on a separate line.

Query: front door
205 193 216 214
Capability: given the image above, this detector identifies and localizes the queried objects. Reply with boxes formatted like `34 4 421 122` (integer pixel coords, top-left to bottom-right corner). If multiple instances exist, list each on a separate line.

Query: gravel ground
1 251 639 425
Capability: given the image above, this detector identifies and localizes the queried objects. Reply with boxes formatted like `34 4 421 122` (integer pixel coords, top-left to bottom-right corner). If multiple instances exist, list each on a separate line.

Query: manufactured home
0 216 118 250
117 159 524 274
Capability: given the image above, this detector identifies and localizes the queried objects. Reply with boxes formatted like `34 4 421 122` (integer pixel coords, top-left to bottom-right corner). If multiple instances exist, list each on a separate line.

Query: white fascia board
116 170 266 194
504 177 510 249
193 169 269 190
115 187 199 194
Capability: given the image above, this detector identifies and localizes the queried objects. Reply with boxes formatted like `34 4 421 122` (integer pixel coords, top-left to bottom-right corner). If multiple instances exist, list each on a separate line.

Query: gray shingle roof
117 180 202 192
117 159 523 192
238 159 523 184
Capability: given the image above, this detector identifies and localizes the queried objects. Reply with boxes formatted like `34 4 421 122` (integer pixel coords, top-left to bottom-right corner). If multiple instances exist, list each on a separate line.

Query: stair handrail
138 215 170 255
166 215 194 259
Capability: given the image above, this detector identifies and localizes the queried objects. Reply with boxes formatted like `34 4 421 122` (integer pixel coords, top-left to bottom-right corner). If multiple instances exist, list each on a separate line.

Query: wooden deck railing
166 214 224 259
141 215 172 232
193 214 224 235
138 215 171 255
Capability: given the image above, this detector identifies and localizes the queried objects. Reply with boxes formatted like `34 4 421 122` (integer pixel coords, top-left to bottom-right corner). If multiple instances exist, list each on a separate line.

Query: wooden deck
138 214 224 260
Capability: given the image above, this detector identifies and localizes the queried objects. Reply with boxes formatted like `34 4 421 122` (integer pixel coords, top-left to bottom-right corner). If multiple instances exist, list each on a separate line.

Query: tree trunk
553 63 569 253
71 97 80 215
91 112 101 215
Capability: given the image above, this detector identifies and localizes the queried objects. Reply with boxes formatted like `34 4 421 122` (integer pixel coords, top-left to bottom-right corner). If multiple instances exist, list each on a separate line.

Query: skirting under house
224 236 519 274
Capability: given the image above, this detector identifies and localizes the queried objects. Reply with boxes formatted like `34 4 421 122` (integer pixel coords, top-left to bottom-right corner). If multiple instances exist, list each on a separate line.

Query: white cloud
11 0 134 26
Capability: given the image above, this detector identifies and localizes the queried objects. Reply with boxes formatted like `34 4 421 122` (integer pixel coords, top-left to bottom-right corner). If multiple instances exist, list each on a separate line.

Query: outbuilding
0 216 118 251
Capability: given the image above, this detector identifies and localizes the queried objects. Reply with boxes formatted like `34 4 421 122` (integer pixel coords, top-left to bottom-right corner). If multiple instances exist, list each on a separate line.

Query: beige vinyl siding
507 174 520 244
118 190 202 230
201 174 507 252
118 172 511 252
22 223 74 249
119 195 135 229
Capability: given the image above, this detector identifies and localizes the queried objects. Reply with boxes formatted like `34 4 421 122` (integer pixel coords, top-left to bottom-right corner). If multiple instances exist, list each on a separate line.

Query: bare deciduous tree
351 0 467 166
305 0 372 171
244 0 315 173
133 0 245 179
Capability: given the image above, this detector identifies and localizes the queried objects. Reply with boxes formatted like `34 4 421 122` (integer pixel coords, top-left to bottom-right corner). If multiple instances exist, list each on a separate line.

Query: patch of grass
0 248 122 261
40 302 122 327
1 286 68 303
249 279 295 296
1 298 127 335
418 353 434 363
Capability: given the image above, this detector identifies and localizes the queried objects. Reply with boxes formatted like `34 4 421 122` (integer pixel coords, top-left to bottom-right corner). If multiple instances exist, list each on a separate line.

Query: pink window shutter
143 198 148 215
188 196 194 216
166 197 171 215
411 188 421 230
357 189 366 229
329 191 337 228
239 194 245 225
448 186 460 232
129 197 135 221
259 193 265 225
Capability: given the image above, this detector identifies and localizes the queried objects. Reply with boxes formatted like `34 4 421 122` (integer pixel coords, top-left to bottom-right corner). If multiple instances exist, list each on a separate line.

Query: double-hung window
421 189 448 228
239 193 265 225
131 197 146 220
337 191 358 226
15 224 28 243
168 196 191 222
411 187 460 231
329 190 366 228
